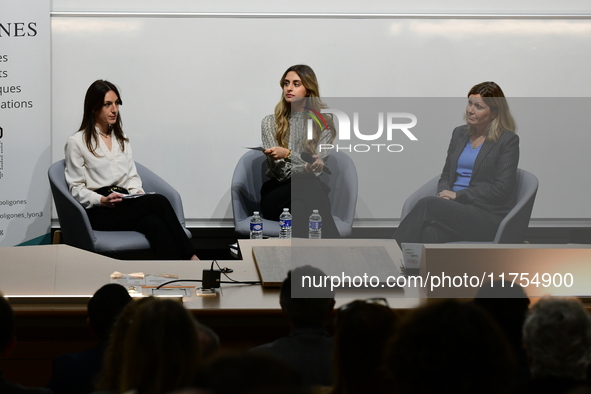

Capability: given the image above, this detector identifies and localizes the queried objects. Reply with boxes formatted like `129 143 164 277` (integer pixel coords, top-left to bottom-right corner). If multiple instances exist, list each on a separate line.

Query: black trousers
394 196 503 246
260 175 340 238
86 194 194 259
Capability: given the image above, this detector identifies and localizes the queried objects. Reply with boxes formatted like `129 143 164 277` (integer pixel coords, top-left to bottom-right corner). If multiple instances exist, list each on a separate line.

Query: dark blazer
438 125 519 217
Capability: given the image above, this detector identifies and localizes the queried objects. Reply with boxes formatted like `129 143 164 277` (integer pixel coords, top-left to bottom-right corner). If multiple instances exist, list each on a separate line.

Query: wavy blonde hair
274 65 336 154
464 81 517 142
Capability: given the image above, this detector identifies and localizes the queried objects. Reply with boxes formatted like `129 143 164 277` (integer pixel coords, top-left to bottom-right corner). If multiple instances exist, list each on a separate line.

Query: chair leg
52 230 62 245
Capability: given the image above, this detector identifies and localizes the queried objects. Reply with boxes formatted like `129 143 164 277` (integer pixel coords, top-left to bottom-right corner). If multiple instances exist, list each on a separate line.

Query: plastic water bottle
308 209 322 239
250 211 263 239
279 208 292 239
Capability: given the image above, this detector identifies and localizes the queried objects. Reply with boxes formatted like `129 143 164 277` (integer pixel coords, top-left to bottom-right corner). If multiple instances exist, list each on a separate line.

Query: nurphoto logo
306 108 418 153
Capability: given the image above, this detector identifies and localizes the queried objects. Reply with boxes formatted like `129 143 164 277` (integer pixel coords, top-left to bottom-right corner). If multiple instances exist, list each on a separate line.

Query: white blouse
64 129 144 209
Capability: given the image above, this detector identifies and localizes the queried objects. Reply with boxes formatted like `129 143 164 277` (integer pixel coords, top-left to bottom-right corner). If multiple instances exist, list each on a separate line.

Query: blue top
453 141 482 192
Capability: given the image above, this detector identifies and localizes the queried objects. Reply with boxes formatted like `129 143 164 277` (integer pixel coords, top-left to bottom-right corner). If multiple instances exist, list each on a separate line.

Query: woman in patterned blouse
260 65 339 238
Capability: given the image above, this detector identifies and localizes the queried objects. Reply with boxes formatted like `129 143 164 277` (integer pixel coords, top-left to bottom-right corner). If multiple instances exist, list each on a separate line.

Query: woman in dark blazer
395 81 519 244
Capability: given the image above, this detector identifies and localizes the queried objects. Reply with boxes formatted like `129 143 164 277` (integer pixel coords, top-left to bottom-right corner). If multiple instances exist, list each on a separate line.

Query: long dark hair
78 80 128 156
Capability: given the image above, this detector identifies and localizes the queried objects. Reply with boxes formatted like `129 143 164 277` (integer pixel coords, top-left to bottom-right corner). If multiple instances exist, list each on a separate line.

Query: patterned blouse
261 112 333 182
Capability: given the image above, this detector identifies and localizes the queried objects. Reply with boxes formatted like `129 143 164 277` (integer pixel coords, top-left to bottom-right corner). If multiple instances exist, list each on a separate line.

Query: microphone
300 152 331 175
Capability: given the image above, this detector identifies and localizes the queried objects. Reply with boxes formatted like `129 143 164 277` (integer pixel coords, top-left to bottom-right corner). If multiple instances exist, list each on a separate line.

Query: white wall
50 1 591 226
51 0 591 14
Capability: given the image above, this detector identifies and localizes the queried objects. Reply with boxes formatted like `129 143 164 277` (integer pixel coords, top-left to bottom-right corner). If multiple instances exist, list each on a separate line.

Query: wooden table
0 239 424 310
0 239 421 386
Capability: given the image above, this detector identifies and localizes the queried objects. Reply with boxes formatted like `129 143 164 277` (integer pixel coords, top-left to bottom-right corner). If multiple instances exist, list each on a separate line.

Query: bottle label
280 219 292 228
250 223 262 232
309 221 322 230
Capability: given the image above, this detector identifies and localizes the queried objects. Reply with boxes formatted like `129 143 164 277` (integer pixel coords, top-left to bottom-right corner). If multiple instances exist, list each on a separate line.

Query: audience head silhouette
96 297 156 391
332 298 398 394
523 297 591 380
474 280 530 349
119 298 202 394
387 299 516 394
87 283 132 341
280 265 335 328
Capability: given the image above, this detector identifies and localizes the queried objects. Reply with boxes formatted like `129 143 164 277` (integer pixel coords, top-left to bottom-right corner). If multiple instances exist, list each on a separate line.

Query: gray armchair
231 150 358 237
48 159 191 255
400 168 539 244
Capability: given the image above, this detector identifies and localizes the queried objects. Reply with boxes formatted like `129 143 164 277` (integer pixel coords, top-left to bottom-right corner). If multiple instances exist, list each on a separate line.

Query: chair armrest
135 162 188 229
400 176 440 221
48 161 97 252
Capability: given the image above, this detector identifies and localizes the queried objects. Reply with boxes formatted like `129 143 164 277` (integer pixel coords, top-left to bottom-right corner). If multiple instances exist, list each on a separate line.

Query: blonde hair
274 65 336 154
464 81 517 142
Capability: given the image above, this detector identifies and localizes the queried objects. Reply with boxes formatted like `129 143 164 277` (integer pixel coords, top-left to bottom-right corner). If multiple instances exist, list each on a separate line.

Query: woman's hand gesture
264 147 291 160
100 192 123 208
305 155 325 173
437 190 457 200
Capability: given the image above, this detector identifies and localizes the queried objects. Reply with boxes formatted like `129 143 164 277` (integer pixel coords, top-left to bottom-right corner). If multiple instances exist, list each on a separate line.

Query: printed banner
0 0 51 246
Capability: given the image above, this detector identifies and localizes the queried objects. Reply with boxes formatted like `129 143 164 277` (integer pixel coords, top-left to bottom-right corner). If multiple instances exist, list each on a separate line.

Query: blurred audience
0 292 52 393
47 283 131 394
196 321 220 361
327 298 399 394
198 352 309 394
386 299 517 394
120 298 202 394
94 297 203 394
251 266 335 388
473 280 531 382
10 278 591 394
94 297 155 393
521 297 591 394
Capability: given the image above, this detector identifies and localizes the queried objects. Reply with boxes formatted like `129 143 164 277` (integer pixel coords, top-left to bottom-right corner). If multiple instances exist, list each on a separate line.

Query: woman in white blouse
65 80 198 260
